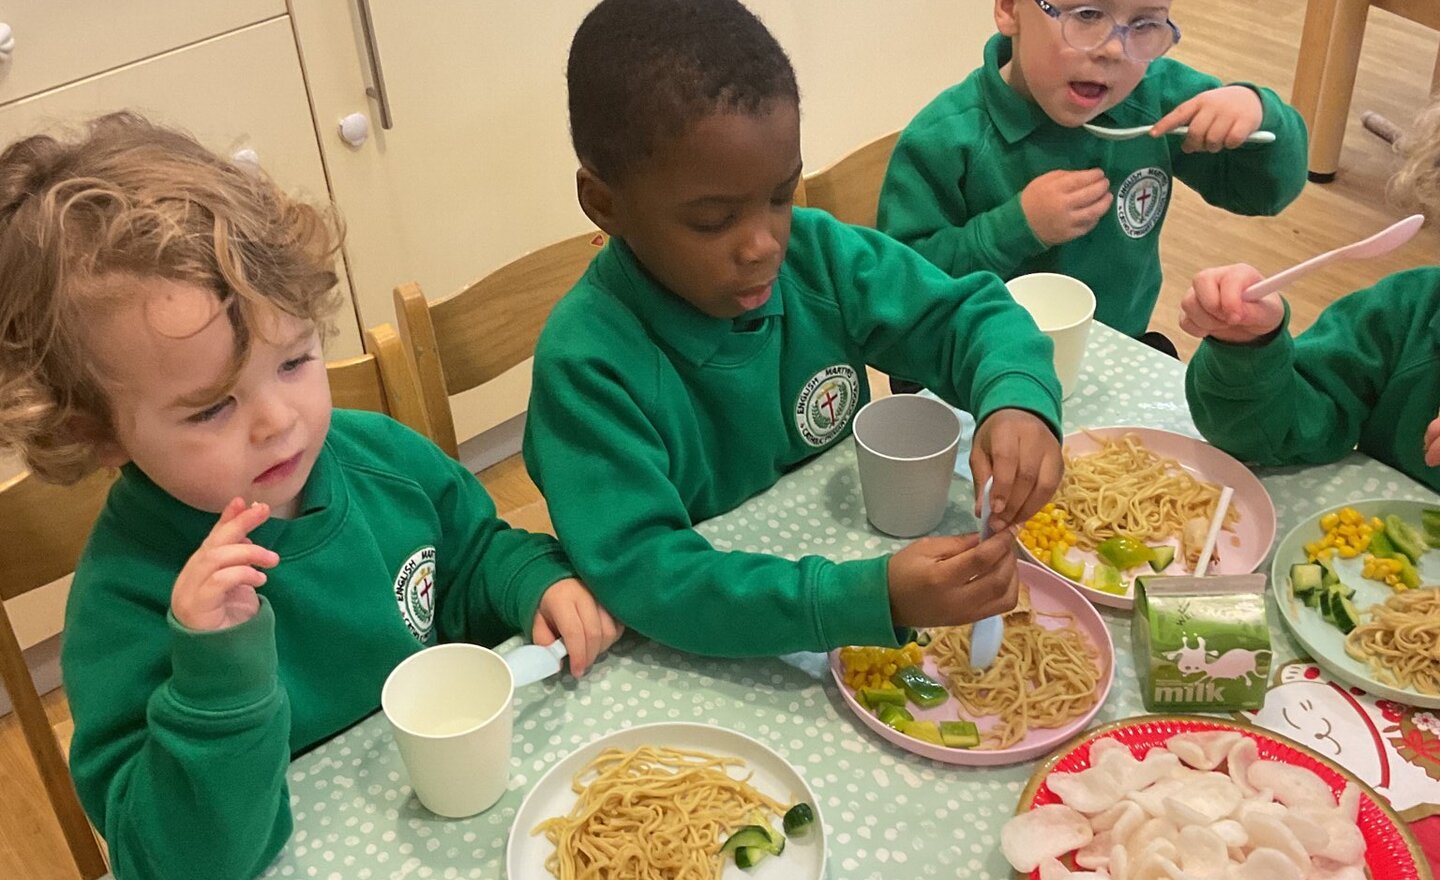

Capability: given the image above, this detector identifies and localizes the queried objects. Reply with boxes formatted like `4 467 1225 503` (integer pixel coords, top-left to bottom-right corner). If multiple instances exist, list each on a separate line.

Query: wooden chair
1293 0 1440 180
0 468 113 879
393 230 605 460
800 130 901 228
0 324 426 879
326 323 431 438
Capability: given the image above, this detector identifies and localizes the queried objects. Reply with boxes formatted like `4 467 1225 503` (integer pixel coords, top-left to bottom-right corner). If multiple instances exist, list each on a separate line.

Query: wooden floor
3 3 1437 877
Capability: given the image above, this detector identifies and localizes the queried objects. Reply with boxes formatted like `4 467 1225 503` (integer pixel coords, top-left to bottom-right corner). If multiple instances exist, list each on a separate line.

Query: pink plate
1019 426 1277 610
1017 715 1433 880
829 561 1114 767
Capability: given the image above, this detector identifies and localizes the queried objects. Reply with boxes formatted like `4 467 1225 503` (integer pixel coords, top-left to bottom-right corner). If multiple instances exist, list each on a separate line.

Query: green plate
1270 498 1440 709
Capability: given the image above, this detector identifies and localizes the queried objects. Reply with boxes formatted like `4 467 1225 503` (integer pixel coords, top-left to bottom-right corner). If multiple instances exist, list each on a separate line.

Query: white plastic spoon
968 477 1003 670
1083 122 1277 144
503 639 568 687
1241 214 1425 302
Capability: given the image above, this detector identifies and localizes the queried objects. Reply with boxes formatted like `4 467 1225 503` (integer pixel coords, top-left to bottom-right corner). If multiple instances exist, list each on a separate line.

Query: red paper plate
1015 715 1433 880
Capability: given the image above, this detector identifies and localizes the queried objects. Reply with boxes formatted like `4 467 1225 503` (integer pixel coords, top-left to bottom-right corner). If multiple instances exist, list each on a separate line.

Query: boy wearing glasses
877 0 1307 363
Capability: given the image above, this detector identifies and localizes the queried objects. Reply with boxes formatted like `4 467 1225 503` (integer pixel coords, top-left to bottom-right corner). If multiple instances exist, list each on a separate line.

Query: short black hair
567 0 799 182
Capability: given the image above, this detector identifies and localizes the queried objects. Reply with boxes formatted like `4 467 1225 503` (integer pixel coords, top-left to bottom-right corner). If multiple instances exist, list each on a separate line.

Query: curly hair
1391 99 1440 219
0 112 344 484
567 0 799 183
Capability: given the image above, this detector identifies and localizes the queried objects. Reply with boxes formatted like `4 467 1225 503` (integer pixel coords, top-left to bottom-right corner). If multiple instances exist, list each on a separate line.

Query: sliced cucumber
719 826 774 856
783 803 815 837
1149 545 1176 572
1289 563 1323 596
1333 596 1360 634
734 846 770 869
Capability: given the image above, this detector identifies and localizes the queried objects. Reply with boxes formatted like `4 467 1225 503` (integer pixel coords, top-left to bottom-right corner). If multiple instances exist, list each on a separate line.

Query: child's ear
995 0 1020 36
576 166 622 238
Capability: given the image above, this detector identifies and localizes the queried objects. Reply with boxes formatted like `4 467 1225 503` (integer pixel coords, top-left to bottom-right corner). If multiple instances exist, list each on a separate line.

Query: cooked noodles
534 745 786 880
927 590 1101 749
1057 432 1238 551
1345 588 1440 696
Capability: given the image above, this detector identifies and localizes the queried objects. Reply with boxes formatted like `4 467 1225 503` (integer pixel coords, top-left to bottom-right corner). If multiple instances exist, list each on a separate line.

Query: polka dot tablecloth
262 324 1439 879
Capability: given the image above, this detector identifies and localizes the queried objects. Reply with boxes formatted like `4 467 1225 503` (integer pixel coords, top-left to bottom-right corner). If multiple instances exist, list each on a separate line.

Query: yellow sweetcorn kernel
839 643 925 691
1021 503 1076 557
1308 507 1371 561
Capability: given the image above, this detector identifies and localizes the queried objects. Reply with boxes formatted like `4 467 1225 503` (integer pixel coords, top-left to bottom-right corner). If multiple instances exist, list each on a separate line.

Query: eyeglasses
1032 0 1182 62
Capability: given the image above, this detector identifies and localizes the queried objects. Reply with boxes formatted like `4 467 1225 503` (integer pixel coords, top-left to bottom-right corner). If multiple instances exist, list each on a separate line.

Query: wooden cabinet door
0 0 284 104
0 18 363 357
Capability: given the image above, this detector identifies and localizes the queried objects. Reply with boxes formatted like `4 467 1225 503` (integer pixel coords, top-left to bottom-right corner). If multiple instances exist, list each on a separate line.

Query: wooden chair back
801 130 901 228
0 467 113 879
326 323 431 438
394 231 605 458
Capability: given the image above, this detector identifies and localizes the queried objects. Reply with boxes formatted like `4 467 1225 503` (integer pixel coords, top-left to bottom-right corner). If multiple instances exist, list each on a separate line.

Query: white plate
1020 426 1276 609
507 722 826 880
1271 498 1440 709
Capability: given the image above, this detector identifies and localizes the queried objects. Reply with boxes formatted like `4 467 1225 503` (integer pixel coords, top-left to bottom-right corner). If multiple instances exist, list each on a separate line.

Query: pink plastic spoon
1242 214 1425 302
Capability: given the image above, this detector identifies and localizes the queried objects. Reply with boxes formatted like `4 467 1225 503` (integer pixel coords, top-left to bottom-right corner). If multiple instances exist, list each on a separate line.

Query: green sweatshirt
877 34 1309 338
1187 268 1440 493
61 409 572 880
522 207 1061 657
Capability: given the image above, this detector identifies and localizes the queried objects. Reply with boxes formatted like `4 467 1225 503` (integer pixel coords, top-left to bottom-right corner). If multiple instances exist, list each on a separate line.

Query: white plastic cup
381 644 514 818
852 394 962 538
1004 273 1096 399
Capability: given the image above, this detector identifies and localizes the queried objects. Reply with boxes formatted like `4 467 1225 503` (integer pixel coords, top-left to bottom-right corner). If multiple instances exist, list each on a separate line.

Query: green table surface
263 323 1437 880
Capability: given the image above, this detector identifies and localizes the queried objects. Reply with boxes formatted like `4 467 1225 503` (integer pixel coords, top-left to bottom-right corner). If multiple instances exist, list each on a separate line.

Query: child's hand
1152 86 1265 154
970 409 1063 532
171 497 278 631
1425 415 1440 467
1020 169 1113 246
1178 263 1285 344
887 532 1019 628
533 578 623 677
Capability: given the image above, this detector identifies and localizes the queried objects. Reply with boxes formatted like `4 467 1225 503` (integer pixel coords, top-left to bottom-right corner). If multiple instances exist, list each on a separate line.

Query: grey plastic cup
852 395 962 538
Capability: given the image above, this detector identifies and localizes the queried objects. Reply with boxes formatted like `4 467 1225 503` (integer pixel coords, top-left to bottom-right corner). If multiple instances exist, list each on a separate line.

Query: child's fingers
1427 439 1440 468
194 544 281 578
969 451 992 519
550 602 593 677
204 501 271 550
1223 116 1254 150
1425 417 1440 449
185 566 268 613
1061 168 1110 192
1151 97 1199 136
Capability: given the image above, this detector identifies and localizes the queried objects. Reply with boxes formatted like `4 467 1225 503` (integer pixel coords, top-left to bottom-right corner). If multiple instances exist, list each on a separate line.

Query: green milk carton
1132 574 1272 711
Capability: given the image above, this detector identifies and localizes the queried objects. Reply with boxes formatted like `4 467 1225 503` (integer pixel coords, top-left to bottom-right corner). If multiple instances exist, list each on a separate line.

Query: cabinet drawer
0 0 283 105
0 18 363 357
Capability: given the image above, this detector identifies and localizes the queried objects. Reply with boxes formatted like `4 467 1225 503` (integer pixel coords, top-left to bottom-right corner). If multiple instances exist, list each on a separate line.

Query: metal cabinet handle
355 0 393 129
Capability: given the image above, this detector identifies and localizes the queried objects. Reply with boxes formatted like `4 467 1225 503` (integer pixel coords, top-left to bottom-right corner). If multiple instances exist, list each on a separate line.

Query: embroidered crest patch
1115 166 1170 239
794 364 860 447
393 546 437 643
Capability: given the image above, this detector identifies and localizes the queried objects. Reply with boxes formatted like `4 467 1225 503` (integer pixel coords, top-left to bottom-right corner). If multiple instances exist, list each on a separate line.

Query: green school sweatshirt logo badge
394 546 437 642
794 364 859 447
1115 167 1170 239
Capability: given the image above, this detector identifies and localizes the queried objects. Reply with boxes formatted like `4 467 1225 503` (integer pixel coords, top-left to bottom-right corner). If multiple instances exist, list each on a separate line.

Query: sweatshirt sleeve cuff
499 543 576 637
981 196 1051 273
814 555 900 648
971 372 1064 439
168 597 278 710
1192 302 1294 392
1233 81 1285 133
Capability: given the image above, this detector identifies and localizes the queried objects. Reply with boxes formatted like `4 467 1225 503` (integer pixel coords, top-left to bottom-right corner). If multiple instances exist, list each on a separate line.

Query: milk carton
1132 574 1272 711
